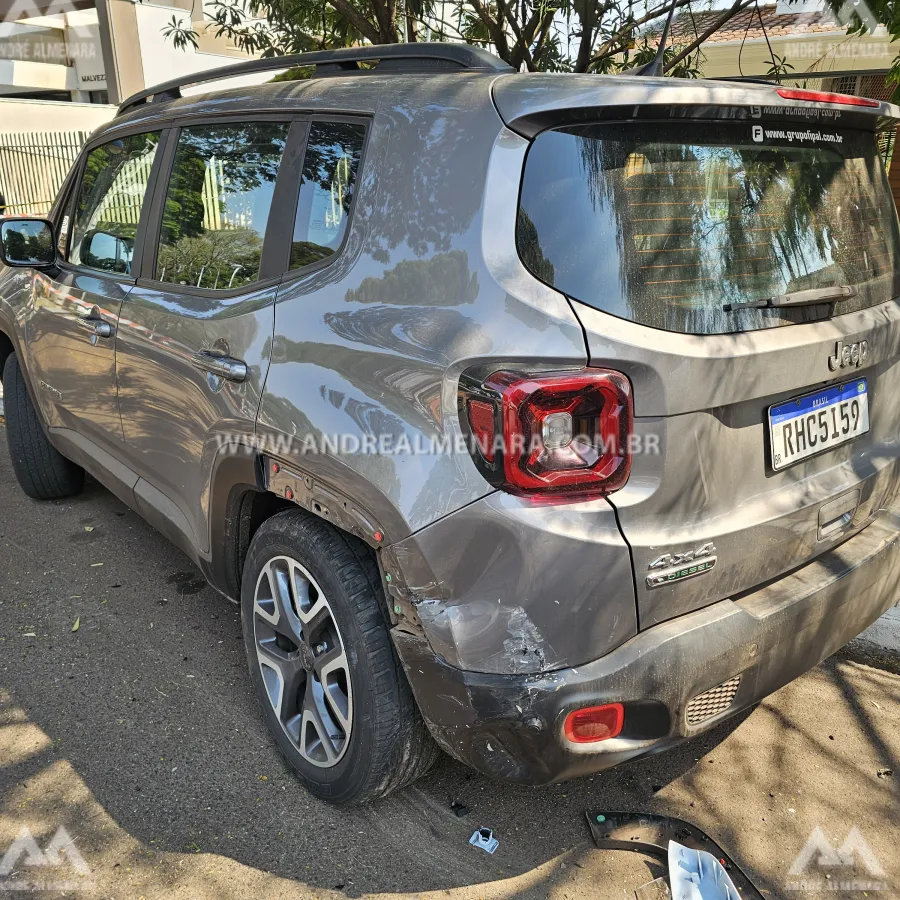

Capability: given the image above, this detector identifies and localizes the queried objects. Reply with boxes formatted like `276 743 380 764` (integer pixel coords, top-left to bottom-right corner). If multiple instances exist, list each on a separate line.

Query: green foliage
764 52 793 78
159 0 750 75
157 228 265 289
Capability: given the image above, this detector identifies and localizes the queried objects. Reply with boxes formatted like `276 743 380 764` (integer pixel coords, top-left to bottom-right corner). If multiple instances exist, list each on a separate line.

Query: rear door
515 107 900 628
114 117 305 556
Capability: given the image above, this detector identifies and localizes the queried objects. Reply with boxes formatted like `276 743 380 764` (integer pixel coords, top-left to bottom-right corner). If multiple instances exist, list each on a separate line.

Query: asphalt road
1 431 898 900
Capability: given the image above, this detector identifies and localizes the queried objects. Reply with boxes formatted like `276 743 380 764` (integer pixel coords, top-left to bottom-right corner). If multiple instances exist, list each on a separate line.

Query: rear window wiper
723 285 858 312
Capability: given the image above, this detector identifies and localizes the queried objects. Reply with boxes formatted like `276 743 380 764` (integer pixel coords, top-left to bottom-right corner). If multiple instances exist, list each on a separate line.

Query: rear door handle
191 351 248 383
78 316 113 339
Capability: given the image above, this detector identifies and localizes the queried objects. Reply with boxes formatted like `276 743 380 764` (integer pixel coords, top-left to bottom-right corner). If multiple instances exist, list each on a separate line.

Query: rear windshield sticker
750 104 843 120
752 125 844 144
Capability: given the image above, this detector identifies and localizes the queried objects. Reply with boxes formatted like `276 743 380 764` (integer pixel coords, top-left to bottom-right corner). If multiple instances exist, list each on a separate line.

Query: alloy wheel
252 556 353 767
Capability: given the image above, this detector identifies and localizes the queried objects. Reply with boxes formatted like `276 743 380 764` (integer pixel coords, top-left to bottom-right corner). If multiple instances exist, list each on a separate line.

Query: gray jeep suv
2 44 900 804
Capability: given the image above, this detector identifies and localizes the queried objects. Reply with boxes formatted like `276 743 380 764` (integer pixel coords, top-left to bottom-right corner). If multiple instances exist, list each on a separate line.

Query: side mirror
80 229 134 275
0 218 55 268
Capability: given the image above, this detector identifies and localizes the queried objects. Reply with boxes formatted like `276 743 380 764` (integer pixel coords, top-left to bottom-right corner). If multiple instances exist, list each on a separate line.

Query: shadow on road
1 453 898 899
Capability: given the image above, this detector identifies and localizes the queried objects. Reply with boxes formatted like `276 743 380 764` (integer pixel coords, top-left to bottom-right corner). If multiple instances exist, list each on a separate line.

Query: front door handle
191 351 248 384
78 316 113 339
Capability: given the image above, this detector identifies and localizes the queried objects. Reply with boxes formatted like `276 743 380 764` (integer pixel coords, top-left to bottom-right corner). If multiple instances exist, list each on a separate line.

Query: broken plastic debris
668 841 740 900
469 828 499 854
635 876 672 900
586 811 763 900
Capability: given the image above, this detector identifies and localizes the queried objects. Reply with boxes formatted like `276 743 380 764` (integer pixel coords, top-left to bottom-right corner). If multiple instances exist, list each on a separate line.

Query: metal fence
0 131 89 217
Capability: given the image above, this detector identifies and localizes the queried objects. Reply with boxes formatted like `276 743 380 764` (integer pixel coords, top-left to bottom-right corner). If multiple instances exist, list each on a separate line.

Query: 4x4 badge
646 542 716 589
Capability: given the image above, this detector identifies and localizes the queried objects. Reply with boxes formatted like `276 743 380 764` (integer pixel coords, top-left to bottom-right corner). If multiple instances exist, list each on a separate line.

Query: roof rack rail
118 42 513 116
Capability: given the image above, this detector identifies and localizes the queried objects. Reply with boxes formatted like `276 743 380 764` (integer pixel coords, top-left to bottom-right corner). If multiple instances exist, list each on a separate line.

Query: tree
162 0 756 75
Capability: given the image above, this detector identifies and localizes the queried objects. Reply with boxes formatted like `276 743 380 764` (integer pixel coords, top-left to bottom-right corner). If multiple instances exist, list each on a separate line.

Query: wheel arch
206 451 391 604
0 316 37 404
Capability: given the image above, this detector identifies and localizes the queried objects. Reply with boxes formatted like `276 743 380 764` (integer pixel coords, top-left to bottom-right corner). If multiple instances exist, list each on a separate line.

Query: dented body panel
394 502 900 783
386 491 636 674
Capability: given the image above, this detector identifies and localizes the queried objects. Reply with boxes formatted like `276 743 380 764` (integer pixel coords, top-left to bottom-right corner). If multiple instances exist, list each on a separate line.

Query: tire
241 509 439 804
3 353 84 501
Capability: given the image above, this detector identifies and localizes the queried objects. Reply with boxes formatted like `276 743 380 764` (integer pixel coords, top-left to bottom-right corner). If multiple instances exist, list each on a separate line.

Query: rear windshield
517 122 900 334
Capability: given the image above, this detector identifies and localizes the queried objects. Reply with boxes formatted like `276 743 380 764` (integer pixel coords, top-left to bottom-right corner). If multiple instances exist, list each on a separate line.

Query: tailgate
576 299 900 627
510 92 900 628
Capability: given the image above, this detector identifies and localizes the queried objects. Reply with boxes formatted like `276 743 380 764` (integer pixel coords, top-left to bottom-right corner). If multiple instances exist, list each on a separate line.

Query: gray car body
2 65 900 782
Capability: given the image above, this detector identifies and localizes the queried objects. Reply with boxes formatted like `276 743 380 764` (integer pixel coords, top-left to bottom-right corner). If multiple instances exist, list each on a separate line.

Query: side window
155 122 290 291
68 132 161 275
290 122 366 271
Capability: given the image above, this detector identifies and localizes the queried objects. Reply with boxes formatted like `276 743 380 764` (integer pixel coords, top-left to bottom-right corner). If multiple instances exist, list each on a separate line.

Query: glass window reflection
518 123 900 335
156 123 289 291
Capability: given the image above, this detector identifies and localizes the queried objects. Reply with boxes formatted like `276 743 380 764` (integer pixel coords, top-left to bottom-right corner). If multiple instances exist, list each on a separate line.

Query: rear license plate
769 379 869 471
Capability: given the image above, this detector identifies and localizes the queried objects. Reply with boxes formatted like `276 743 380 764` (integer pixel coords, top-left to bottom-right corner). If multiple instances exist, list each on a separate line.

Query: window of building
68 132 161 275
290 122 366 271
155 122 290 291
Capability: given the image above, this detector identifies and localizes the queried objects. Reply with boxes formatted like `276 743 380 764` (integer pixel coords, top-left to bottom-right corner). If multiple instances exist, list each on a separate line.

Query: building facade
0 0 257 105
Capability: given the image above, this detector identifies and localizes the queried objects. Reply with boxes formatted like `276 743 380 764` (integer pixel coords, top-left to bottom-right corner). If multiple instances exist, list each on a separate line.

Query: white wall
700 32 896 79
133 2 271 94
0 97 115 134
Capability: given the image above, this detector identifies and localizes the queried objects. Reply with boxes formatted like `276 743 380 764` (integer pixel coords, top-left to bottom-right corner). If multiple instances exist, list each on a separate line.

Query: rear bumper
393 508 900 784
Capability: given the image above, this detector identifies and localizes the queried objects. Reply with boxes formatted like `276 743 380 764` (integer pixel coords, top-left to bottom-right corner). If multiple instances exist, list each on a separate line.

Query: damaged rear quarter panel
385 490 638 674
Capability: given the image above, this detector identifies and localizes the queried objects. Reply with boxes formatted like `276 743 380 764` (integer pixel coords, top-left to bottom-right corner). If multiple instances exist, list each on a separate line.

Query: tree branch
325 0 382 43
467 0 512 62
499 0 537 70
532 10 557 65
367 0 398 41
663 0 755 71
573 0 601 72
589 0 696 69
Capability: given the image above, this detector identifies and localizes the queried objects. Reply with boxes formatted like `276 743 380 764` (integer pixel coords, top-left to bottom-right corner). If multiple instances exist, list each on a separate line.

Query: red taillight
564 703 625 743
775 88 880 108
460 368 633 500
466 399 496 463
